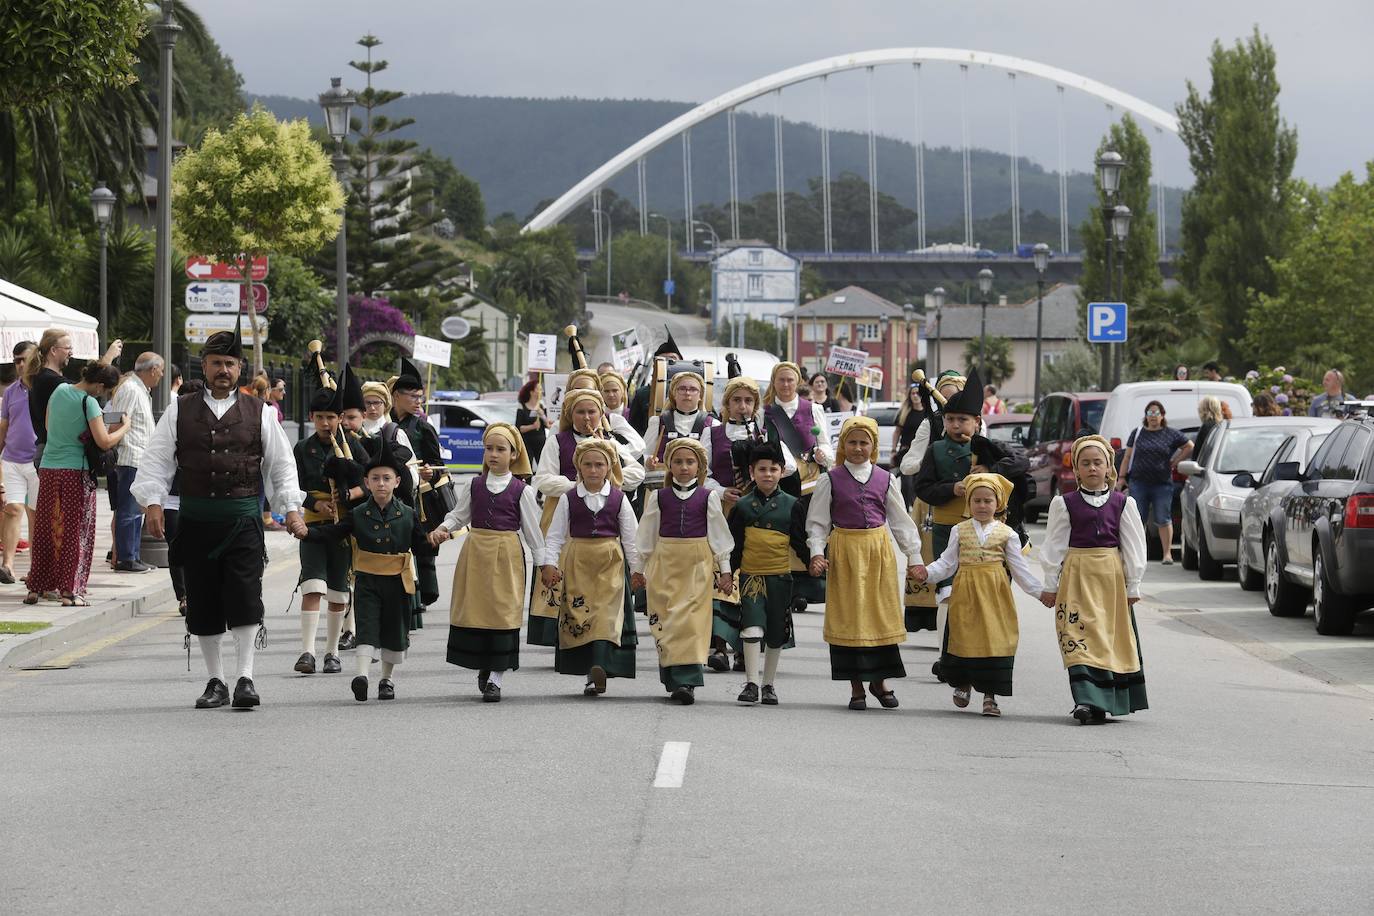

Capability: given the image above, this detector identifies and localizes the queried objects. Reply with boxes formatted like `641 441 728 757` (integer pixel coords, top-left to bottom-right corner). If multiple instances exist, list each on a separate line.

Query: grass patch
0 621 51 635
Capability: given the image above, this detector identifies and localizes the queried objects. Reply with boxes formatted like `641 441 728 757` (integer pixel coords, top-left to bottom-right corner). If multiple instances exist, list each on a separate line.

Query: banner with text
527 333 558 373
412 333 452 368
825 345 869 378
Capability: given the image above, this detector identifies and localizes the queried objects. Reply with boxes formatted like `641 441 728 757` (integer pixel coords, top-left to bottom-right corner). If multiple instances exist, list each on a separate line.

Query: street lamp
1032 242 1050 403
902 301 915 383
1096 149 1127 391
977 268 994 373
1111 205 1132 387
1096 149 1124 199
648 211 673 310
89 182 116 354
877 313 890 400
931 286 946 374
692 219 720 251
593 208 613 297
319 76 356 365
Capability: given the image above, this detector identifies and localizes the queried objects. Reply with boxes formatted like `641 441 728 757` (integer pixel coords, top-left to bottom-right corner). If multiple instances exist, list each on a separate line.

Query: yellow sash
946 521 1019 658
823 526 905 647
646 537 715 667
303 489 334 525
931 497 968 526
450 528 525 630
351 545 415 595
1056 546 1140 673
741 527 791 576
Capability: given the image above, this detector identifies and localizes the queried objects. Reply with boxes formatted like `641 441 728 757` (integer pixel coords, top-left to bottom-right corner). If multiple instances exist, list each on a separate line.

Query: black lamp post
319 76 356 365
1096 149 1125 390
89 182 116 354
1032 242 1049 403
977 268 994 372
877 312 890 400
902 301 915 378
1111 204 1132 387
931 286 945 373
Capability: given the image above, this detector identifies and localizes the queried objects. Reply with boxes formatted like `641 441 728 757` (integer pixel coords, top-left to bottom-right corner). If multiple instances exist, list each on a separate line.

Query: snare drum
418 473 458 532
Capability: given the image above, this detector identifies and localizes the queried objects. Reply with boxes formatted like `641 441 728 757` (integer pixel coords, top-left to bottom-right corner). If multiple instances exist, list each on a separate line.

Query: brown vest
176 393 265 499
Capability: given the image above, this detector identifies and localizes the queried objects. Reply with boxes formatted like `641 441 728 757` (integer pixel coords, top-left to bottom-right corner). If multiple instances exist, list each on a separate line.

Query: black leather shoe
931 660 944 683
482 682 501 703
322 654 341 674
294 652 316 674
670 685 695 705
732 653 745 672
1072 704 1093 725
1090 709 1108 724
338 630 356 651
737 682 760 704
231 677 260 709
378 678 395 700
195 678 229 709
478 669 491 692
706 650 728 672
351 675 368 702
791 598 808 614
761 684 779 706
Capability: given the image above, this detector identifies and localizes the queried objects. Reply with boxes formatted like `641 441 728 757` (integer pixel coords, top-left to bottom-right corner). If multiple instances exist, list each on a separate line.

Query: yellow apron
1056 546 1140 672
351 546 415 595
450 528 525 630
904 498 937 610
559 537 626 650
946 521 1019 658
823 526 905 647
646 537 715 667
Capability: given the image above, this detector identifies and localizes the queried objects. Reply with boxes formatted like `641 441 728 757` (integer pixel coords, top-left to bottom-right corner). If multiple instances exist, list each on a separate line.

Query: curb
0 537 300 671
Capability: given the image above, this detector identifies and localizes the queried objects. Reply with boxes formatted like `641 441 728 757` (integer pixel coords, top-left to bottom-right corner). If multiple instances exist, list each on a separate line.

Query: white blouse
773 396 834 467
1038 491 1147 598
698 418 797 491
922 519 1044 596
645 409 716 463
634 483 734 574
541 480 640 570
898 422 932 476
531 429 646 498
437 472 545 558
608 412 646 461
805 461 921 560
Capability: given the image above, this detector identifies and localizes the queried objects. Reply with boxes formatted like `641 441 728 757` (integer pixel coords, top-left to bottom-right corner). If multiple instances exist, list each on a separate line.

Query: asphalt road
3 524 1373 914
584 300 710 367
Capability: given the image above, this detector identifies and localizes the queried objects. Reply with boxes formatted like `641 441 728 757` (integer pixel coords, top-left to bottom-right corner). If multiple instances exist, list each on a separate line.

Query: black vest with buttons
175 393 265 499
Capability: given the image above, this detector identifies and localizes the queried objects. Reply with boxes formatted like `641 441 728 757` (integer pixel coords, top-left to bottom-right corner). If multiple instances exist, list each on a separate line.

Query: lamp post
931 286 946 374
877 312 890 400
151 2 181 413
1096 149 1125 391
692 219 720 251
319 76 356 365
976 268 994 373
693 219 720 332
902 300 915 382
1111 204 1132 387
593 208 613 297
1032 242 1050 403
89 182 116 354
648 212 673 310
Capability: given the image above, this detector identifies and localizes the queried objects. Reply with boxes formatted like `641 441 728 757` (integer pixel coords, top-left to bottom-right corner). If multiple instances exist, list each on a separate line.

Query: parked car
1236 424 1334 591
863 400 902 468
1178 417 1336 580
1024 392 1108 522
1262 418 1374 634
1097 381 1253 451
429 394 519 474
984 413 1031 447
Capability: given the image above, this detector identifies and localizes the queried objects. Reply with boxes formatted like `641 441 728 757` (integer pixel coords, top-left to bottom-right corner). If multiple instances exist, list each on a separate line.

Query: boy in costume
389 357 445 624
1038 435 1148 725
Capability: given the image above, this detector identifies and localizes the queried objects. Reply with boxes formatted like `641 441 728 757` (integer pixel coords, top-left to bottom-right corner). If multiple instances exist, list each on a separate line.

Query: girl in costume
431 423 544 702
915 473 1043 717
541 439 641 696
806 416 923 710
634 437 735 705
644 369 717 472
567 367 645 458
599 371 631 420
1038 435 1148 725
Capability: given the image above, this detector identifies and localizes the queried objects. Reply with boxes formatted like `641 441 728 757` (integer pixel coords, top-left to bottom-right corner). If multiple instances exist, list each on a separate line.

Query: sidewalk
0 494 299 669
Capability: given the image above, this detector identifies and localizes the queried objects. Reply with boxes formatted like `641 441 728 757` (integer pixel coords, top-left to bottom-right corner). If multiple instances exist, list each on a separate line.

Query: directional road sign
185 255 269 282
1086 301 1128 343
184 314 269 345
185 282 268 314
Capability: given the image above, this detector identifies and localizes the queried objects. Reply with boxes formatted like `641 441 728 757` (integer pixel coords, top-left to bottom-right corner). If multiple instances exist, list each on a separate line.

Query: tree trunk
241 252 264 377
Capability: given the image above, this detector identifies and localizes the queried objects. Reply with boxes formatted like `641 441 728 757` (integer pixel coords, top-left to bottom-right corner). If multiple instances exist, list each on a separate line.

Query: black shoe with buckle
195 678 229 709
1072 704 1093 725
231 677 260 709
294 652 316 674
732 653 745 672
338 630 356 651
482 682 501 703
322 653 341 674
737 682 760 704
1090 709 1108 724
670 685 695 705
378 678 395 700
351 676 368 702
761 684 779 705
478 669 491 693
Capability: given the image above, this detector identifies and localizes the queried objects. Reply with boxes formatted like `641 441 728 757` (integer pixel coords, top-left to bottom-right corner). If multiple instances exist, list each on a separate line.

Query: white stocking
324 609 345 656
230 624 258 680
355 646 374 678
299 609 320 654
742 640 762 685
488 669 503 687
763 647 781 686
380 660 395 680
198 634 224 682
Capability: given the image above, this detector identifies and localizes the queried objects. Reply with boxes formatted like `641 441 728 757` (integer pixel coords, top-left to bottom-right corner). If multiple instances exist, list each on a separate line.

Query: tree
962 335 1014 388
1041 343 1102 393
263 253 334 357
0 0 144 110
489 242 577 333
587 231 709 315
171 106 343 373
1177 27 1297 367
414 149 486 239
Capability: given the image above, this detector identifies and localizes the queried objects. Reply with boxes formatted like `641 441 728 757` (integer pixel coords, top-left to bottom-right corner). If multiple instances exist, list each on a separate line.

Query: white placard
824 410 856 447
825 345 869 378
412 333 452 368
527 333 558 373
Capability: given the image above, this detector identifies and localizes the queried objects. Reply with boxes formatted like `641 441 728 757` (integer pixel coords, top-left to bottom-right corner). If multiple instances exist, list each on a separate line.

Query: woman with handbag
24 362 127 606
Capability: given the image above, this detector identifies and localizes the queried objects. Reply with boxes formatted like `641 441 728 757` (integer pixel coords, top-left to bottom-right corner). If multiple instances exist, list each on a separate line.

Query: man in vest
134 331 306 710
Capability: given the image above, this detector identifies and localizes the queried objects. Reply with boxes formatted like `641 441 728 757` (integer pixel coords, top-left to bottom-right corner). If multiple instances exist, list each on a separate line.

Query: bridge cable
727 109 740 240
960 64 973 248
1009 72 1021 250
1057 85 1069 253
867 66 880 253
637 158 648 236
775 90 787 250
682 129 694 253
821 75 833 253
913 63 926 251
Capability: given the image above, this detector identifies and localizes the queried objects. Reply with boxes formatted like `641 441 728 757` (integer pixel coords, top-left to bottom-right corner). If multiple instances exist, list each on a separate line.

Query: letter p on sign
1086 302 1128 343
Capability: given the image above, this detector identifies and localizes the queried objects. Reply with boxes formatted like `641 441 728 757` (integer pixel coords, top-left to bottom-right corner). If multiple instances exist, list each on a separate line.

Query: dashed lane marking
653 741 691 788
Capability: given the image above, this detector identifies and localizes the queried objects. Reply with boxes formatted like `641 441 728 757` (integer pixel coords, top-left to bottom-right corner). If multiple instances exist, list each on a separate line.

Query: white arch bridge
522 48 1180 256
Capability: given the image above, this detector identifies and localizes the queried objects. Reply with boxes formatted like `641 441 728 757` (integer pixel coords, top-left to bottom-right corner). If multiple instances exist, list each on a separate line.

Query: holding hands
1039 591 1056 609
428 526 453 548
630 572 646 591
541 565 562 589
910 564 928 583
809 555 828 577
715 572 734 595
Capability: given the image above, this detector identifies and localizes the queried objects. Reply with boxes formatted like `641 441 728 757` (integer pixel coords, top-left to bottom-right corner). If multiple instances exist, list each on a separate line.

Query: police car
427 390 519 475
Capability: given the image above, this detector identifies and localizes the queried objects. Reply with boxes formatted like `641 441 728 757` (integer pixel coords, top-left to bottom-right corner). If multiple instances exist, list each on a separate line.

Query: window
1307 427 1351 481
1329 427 1371 480
1042 351 1063 365
856 323 880 341
803 323 825 342
748 249 763 265
746 274 764 298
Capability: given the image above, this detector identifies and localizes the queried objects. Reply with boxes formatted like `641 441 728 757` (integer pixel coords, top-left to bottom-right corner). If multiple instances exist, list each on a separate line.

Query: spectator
1194 395 1224 461
23 329 74 468
982 384 1007 415
1251 392 1279 416
833 378 857 413
1117 400 1193 565
1173 364 1190 381
1200 361 1223 382
267 376 286 422
808 373 841 412
109 352 162 572
595 361 618 377
515 379 550 468
0 341 38 584
1308 369 1350 418
24 361 128 606
169 363 182 396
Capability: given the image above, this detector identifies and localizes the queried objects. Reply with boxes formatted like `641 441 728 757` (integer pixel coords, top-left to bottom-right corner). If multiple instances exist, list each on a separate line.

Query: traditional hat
653 328 682 359
837 415 881 451
762 361 805 405
391 356 425 392
573 437 623 487
941 366 984 417
747 440 786 467
598 371 627 396
662 436 709 487
202 330 241 359
361 380 392 410
309 385 342 414
566 367 601 391
1071 434 1118 485
482 421 532 477
364 433 412 479
935 369 967 391
559 388 607 432
340 363 365 412
721 376 761 414
962 472 1014 511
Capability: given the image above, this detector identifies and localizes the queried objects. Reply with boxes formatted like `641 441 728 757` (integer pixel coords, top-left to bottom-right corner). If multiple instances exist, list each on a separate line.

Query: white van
1098 381 1253 450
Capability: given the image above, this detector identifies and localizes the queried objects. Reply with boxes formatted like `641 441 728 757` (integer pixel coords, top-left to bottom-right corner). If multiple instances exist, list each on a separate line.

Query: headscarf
720 376 761 416
361 380 392 411
837 415 881 455
666 370 707 412
573 438 623 487
1071 434 1117 486
936 369 967 391
567 367 601 391
598 371 627 398
662 436 709 487
482 422 532 477
762 361 804 406
559 389 607 433
962 472 1014 512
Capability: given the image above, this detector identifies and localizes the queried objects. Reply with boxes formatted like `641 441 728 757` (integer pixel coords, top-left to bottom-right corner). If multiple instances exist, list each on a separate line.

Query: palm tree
962 335 1016 388
489 247 576 315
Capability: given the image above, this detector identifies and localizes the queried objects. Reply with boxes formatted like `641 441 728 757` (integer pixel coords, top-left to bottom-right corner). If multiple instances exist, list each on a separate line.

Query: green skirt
940 626 1014 695
1068 605 1147 716
659 663 704 690
447 626 520 672
739 572 796 649
829 644 905 682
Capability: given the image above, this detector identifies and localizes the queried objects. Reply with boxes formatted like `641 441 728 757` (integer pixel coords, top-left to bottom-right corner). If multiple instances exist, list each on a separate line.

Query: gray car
1178 417 1334 580
1234 424 1336 590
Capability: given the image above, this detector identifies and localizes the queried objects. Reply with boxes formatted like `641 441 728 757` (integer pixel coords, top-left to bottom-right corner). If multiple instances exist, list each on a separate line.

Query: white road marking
653 741 691 788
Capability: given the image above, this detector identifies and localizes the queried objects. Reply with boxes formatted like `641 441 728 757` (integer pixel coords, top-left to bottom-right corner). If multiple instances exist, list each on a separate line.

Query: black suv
1263 418 1374 634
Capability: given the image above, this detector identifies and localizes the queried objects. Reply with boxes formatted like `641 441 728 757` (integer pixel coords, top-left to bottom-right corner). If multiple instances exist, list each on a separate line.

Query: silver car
1234 422 1337 591
1178 418 1332 580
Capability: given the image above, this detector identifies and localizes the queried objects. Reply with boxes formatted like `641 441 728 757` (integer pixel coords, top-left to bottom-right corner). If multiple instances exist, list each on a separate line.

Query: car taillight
1062 451 1073 468
1110 437 1121 449
1343 494 1374 529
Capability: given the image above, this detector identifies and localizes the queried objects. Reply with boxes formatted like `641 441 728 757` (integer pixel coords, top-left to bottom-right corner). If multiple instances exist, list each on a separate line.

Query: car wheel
1265 535 1308 617
1197 515 1224 581
1312 546 1356 636
1237 540 1263 591
1181 521 1199 571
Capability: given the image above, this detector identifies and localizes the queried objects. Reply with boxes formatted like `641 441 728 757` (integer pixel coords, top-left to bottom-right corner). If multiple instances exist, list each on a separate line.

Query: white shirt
541 480 640 569
607 413 645 461
439 471 545 558
698 417 797 491
634 482 734 574
130 389 303 513
644 409 715 464
532 429 646 497
806 461 920 559
361 416 386 436
110 373 153 467
923 518 1044 596
898 422 932 476
1039 490 1147 598
773 396 834 467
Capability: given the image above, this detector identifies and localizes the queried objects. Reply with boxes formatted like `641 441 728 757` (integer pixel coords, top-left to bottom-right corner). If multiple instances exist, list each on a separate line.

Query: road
2 523 1373 913
583 300 710 368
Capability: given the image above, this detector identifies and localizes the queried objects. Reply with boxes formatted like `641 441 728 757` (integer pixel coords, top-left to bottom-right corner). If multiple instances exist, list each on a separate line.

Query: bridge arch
522 47 1180 235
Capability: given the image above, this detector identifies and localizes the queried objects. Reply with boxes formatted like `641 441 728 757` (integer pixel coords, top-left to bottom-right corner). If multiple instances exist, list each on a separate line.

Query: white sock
763 647 781 686
380 660 395 680
324 609 345 656
355 646 373 678
231 624 258 680
488 669 503 687
743 640 762 685
198 634 224 682
299 609 320 654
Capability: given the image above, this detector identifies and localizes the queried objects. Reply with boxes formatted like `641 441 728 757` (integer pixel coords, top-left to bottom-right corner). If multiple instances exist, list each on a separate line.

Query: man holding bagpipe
389 356 451 624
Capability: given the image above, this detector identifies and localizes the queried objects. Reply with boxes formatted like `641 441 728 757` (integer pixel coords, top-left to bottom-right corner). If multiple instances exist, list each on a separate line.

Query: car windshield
1214 427 1291 474
987 422 1028 444
464 402 518 426
1079 400 1105 433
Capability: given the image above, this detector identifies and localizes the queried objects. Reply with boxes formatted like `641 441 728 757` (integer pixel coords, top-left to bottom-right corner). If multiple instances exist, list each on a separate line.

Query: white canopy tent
0 278 101 359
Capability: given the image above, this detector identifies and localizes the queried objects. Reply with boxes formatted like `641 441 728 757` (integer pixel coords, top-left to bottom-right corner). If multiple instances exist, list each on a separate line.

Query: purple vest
470 476 525 532
1063 489 1126 548
656 486 710 538
555 430 578 480
708 423 739 487
567 488 624 539
828 465 891 530
655 411 711 461
766 399 818 452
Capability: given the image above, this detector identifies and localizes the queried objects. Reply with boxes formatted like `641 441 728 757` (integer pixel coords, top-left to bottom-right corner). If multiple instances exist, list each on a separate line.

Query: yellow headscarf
720 376 761 416
662 436 709 487
598 371 627 397
482 422 532 477
665 370 707 412
762 361 804 406
360 380 392 411
837 415 881 453
567 367 601 391
962 472 1014 512
573 438 623 487
1071 434 1118 486
559 389 607 433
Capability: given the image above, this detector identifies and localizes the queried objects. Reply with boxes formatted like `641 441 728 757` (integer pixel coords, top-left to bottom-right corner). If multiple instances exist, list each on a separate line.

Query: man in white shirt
111 352 162 572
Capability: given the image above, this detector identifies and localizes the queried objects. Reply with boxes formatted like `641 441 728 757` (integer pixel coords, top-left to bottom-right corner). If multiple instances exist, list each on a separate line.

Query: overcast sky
194 0 1373 189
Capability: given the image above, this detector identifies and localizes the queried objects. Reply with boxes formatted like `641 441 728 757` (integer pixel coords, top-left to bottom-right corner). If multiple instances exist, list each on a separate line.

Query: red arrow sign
185 255 269 281
240 283 269 314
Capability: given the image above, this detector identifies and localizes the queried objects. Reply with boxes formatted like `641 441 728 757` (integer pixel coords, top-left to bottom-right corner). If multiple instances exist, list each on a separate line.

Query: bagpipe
564 324 615 440
305 340 362 522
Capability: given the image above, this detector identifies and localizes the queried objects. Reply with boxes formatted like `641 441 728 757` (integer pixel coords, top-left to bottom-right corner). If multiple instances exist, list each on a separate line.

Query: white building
455 295 528 385
710 241 800 336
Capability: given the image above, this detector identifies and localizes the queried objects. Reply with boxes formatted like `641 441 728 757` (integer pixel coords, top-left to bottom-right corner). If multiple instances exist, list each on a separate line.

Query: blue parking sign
663 278 676 296
1087 302 1128 343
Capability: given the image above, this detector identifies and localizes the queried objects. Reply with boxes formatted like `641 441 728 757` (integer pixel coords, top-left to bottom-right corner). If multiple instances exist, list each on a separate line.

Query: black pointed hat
747 440 786 467
392 356 424 392
309 385 341 414
364 432 412 478
340 363 365 412
202 329 242 359
942 366 985 417
653 326 682 359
